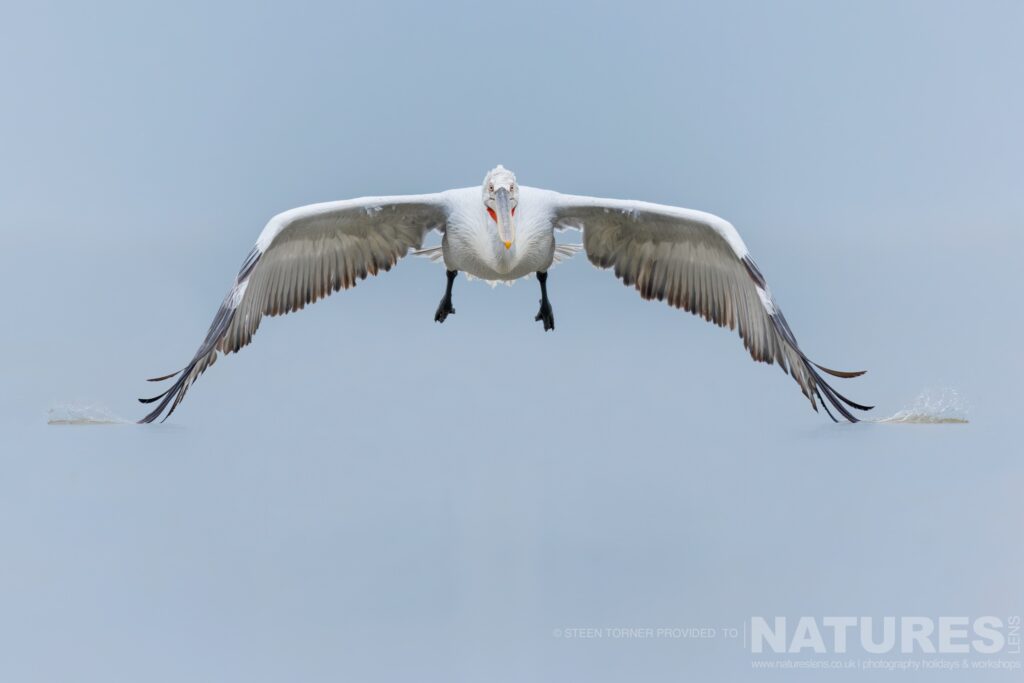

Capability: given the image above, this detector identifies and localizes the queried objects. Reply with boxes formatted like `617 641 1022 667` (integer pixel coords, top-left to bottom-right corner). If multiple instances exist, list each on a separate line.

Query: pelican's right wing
552 193 871 422
139 193 451 423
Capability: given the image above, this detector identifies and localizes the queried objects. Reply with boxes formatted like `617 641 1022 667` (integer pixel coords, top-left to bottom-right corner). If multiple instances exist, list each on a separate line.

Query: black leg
534 271 555 331
434 270 457 323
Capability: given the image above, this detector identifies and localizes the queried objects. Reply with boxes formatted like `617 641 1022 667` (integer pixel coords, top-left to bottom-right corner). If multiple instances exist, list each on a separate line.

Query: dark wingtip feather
137 362 195 423
823 382 874 412
138 386 175 404
147 369 183 382
813 363 867 379
807 364 872 422
764 310 871 423
138 390 178 423
814 386 841 423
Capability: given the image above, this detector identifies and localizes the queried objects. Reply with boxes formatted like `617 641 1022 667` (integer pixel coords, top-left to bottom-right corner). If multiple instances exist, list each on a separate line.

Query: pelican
139 165 871 423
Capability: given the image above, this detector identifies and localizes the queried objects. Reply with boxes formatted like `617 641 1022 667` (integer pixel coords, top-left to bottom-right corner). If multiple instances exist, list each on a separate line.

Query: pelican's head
482 164 518 249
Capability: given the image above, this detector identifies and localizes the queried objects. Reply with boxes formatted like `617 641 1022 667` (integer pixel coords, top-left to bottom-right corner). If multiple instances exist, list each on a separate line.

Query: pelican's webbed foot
534 271 555 332
535 300 555 331
435 297 455 323
434 269 457 323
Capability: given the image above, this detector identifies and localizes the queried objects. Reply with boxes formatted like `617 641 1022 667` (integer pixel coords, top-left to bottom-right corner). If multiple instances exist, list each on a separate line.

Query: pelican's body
442 186 557 281
139 165 872 423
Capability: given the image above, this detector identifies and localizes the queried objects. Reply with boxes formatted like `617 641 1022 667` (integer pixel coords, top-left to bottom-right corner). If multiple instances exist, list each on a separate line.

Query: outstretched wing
139 193 451 422
552 193 871 422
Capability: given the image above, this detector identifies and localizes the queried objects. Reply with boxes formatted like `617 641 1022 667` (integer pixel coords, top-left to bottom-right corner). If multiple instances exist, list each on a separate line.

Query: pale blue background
1 1 1022 681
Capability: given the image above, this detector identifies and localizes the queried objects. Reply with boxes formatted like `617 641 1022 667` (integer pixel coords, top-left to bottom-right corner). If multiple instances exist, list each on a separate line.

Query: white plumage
139 165 871 423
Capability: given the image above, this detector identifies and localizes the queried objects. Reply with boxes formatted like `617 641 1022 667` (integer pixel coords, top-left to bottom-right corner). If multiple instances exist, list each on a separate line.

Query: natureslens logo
750 616 1022 655
549 616 1023 673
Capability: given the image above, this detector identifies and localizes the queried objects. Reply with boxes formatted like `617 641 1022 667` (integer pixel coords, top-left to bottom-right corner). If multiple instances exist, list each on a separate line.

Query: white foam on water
47 402 132 426
872 387 970 425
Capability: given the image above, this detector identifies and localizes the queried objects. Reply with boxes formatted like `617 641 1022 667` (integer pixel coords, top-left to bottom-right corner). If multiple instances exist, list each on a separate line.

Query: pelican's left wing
139 193 451 422
552 193 871 422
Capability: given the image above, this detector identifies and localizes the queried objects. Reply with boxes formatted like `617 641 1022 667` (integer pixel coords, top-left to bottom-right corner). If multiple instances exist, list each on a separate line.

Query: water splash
873 388 970 425
47 402 131 426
